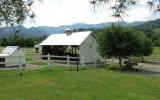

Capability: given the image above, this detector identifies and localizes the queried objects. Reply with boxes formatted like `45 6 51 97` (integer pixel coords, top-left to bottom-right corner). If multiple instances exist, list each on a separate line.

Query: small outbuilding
0 46 26 67
34 44 42 53
39 30 102 63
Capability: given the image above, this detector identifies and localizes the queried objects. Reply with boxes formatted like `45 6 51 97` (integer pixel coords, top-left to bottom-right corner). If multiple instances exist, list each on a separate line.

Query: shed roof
0 46 19 56
39 31 92 46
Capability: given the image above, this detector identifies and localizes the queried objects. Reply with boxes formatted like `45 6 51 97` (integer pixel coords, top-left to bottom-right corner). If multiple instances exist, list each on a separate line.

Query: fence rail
143 56 160 62
130 56 160 63
0 53 105 68
36 54 105 67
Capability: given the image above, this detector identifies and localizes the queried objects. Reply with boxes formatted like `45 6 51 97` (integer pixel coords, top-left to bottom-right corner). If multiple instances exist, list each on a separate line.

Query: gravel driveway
133 62 160 76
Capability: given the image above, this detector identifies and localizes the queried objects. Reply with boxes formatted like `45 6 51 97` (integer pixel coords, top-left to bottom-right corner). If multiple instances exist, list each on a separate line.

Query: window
89 43 92 48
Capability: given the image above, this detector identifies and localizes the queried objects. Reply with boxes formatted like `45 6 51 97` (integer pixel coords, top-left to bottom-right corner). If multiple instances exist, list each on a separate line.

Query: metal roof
0 54 10 57
39 31 92 46
0 46 19 56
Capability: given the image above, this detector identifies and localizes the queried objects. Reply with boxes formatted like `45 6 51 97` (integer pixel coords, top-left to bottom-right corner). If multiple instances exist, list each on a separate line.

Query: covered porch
41 45 79 57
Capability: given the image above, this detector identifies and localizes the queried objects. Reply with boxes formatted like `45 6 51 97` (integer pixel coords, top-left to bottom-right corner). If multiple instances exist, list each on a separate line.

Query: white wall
80 34 102 63
5 49 26 67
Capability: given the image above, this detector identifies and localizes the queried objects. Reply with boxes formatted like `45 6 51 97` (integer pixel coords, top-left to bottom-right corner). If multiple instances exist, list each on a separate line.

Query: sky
24 0 160 28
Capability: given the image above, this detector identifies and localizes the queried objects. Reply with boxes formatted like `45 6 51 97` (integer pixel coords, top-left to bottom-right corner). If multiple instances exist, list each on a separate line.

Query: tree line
0 33 47 47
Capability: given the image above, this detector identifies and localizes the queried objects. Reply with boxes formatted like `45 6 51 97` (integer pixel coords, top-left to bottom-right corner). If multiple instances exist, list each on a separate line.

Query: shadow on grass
0 70 25 78
103 64 121 71
65 64 122 73
46 68 53 72
66 67 93 72
134 69 160 76
104 63 160 76
102 64 140 74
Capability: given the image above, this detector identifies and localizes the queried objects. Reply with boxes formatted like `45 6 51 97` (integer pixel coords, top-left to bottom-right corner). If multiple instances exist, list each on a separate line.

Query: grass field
0 67 160 100
0 47 160 100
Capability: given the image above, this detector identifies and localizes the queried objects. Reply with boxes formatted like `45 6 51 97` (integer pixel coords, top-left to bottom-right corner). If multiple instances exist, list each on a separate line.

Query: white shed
0 46 26 67
39 31 102 63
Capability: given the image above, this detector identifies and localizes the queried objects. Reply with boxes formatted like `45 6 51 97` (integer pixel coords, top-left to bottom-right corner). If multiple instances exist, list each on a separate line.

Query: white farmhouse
39 30 102 63
0 46 26 67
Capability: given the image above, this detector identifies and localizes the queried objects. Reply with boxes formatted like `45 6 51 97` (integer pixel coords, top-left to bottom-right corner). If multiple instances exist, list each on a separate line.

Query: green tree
1 38 9 46
132 31 153 61
141 38 153 62
0 34 47 47
97 24 148 68
25 38 34 47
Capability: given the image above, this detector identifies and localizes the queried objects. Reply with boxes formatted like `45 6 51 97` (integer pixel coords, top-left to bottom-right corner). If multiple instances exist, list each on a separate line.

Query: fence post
82 56 85 67
47 53 51 67
67 55 70 66
19 56 22 74
112 58 114 64
104 57 106 67
94 57 97 67
77 53 79 72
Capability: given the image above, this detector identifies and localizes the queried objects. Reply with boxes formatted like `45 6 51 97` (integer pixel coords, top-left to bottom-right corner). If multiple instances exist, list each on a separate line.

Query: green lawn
0 47 160 99
0 67 160 100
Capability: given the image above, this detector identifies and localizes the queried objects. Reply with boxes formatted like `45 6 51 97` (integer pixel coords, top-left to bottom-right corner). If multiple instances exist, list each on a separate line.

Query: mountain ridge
36 21 144 34
0 19 158 38
135 18 160 31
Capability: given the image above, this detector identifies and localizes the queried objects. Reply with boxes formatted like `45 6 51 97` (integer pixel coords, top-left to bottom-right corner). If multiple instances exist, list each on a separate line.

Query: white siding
80 34 102 63
0 47 26 67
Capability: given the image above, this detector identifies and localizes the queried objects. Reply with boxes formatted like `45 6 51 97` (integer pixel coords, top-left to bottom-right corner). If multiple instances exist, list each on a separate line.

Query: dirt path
138 63 160 72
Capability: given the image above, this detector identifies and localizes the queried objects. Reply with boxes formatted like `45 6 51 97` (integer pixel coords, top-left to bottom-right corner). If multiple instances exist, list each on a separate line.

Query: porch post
67 55 70 66
47 53 51 67
76 46 79 72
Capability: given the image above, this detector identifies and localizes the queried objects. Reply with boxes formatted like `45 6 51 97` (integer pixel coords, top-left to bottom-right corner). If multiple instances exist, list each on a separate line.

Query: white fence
143 56 160 63
38 54 105 67
131 56 160 63
0 54 105 68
